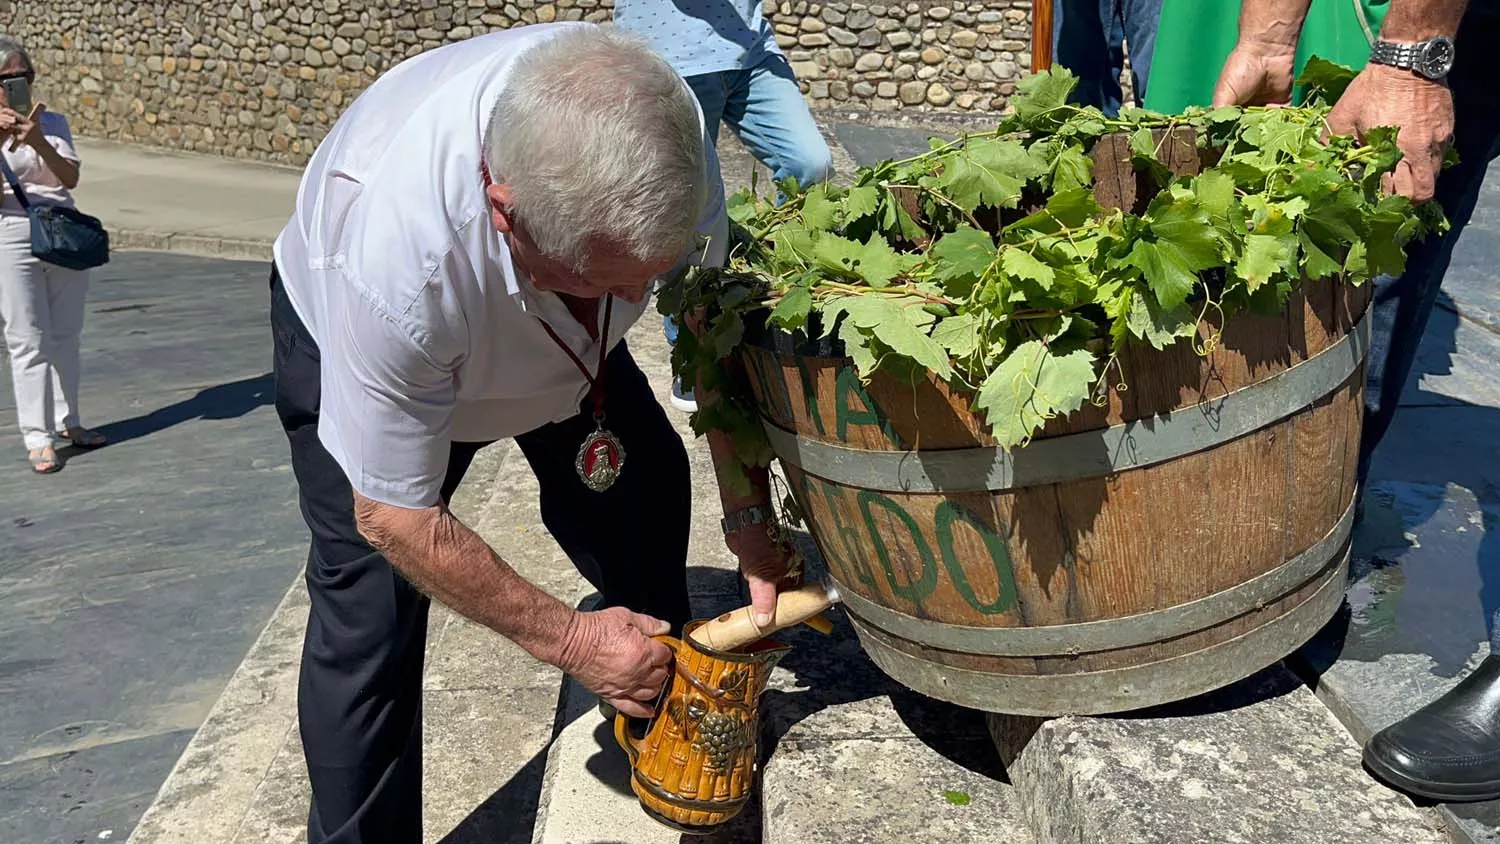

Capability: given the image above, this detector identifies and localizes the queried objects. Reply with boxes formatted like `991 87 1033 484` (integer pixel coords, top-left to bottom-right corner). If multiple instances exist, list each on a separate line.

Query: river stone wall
0 0 1033 165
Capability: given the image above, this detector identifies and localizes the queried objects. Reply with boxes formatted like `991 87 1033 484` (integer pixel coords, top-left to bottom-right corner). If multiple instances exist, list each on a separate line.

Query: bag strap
0 156 32 211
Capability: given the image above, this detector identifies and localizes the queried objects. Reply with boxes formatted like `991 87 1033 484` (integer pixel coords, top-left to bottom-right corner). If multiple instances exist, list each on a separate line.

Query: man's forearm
705 427 773 516
354 493 579 666
1381 0 1468 40
1237 0 1314 48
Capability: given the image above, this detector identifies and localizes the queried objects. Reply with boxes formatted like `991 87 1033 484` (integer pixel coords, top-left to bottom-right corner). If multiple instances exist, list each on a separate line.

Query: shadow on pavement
87 372 275 447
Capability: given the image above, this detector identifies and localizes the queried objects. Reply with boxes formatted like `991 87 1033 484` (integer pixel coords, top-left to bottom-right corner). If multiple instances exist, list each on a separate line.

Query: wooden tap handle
688 581 837 652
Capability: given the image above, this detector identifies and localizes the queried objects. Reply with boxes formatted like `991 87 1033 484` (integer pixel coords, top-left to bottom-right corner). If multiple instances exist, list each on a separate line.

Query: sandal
57 427 107 448
28 445 62 474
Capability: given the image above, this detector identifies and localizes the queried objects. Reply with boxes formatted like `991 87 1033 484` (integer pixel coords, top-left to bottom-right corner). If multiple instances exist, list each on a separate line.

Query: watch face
1418 36 1456 79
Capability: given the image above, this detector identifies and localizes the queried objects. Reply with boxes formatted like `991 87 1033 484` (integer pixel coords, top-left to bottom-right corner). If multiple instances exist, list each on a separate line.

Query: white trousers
0 214 91 450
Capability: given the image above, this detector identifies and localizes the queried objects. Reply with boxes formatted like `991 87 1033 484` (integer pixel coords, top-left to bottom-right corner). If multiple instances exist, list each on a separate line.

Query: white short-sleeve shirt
0 111 80 215
273 24 727 509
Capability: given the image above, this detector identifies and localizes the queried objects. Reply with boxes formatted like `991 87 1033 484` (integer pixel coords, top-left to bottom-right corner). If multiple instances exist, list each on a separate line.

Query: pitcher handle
613 633 681 766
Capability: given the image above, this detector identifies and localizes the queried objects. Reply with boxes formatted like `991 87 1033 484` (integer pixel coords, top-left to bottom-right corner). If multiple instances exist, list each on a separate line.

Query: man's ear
487 182 516 234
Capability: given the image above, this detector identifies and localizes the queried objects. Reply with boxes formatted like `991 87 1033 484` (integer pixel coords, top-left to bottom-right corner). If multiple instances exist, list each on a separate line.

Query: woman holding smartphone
0 35 104 474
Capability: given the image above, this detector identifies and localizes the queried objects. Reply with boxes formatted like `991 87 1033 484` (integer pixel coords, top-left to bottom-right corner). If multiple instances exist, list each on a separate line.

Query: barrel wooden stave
742 277 1366 714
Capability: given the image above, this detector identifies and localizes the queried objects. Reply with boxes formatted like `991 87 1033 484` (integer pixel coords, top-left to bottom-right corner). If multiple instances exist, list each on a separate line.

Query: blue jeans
665 53 834 348
1355 4 1500 650
1052 0 1163 117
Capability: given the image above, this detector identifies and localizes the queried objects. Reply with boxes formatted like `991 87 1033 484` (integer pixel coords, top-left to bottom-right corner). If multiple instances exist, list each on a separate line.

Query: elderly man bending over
270 24 793 844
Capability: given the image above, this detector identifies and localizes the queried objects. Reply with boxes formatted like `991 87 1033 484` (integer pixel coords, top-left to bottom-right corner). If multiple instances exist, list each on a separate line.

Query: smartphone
2 77 31 117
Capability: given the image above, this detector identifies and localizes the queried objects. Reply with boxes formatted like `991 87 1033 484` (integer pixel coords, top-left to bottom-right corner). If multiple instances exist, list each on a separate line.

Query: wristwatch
1368 35 1456 80
721 504 774 536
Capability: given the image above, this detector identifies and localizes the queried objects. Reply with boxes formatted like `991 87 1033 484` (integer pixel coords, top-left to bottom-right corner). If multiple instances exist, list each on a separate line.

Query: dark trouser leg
270 267 489 844
1053 0 1124 116
1358 6 1500 483
1119 0 1163 103
515 342 693 631
1359 7 1500 805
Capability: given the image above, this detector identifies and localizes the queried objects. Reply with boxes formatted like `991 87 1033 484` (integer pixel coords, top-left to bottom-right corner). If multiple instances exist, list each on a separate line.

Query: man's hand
1326 64 1454 203
555 606 673 718
1213 41 1298 106
727 524 798 629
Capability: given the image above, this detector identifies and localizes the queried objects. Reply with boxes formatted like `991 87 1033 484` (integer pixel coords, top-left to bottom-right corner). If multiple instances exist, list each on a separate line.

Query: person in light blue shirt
615 0 833 411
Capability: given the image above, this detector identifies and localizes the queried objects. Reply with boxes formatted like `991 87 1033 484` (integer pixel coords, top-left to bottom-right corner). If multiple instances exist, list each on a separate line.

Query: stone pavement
0 254 302 844
2 113 1496 844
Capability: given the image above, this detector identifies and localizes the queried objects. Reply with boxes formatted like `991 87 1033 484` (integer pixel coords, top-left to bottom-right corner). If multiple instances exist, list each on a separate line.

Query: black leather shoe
1364 654 1500 802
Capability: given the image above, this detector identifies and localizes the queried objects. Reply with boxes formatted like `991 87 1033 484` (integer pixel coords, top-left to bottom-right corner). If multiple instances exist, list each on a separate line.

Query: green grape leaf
837 318 878 377
1011 67 1079 129
1124 239 1198 309
1052 145 1094 193
1123 188 1222 308
1125 288 1197 350
1129 126 1158 161
1194 170 1236 220
938 138 1045 212
975 341 1096 447
801 186 840 232
931 313 980 358
771 223 815 267
1299 232 1341 280
1001 248 1057 291
1296 55 1359 104
1006 187 1101 233
813 234 915 288
1235 233 1297 291
868 301 955 380
726 190 760 225
843 185 881 224
930 227 997 289
770 286 814 331
710 311 745 357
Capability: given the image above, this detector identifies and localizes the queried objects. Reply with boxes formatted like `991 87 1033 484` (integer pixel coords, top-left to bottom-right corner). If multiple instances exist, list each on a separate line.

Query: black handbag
0 155 109 271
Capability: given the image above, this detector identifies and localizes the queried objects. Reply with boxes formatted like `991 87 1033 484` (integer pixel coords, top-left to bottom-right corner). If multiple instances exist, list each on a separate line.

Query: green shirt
1143 0 1390 113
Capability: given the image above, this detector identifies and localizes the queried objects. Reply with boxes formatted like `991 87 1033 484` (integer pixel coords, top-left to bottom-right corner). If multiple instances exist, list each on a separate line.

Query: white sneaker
670 377 698 413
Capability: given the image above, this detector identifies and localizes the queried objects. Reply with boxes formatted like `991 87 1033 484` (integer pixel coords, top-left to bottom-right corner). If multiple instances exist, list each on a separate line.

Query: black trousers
269 267 692 844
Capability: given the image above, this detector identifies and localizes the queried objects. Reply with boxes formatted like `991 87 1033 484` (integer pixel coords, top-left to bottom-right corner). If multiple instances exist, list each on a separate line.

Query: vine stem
883 182 984 231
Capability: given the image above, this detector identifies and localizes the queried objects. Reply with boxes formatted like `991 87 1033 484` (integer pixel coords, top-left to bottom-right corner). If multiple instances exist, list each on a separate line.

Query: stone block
764 737 1033 844
898 80 926 104
791 60 821 79
828 25 859 45
855 52 885 71
1000 666 1450 844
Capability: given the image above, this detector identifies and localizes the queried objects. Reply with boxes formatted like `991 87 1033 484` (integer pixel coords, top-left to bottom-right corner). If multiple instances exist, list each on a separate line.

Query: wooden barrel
734 130 1369 715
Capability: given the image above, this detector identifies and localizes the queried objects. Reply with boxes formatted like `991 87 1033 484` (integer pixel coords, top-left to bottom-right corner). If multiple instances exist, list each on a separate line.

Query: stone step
530 609 1032 844
989 663 1451 844
760 620 1034 844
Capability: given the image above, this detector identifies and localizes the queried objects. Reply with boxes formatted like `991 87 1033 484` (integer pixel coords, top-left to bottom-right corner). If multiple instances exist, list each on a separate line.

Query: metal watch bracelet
721 504 774 536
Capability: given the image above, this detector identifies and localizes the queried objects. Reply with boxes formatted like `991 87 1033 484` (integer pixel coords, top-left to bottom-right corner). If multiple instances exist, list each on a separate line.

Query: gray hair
487 25 706 273
0 36 32 73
